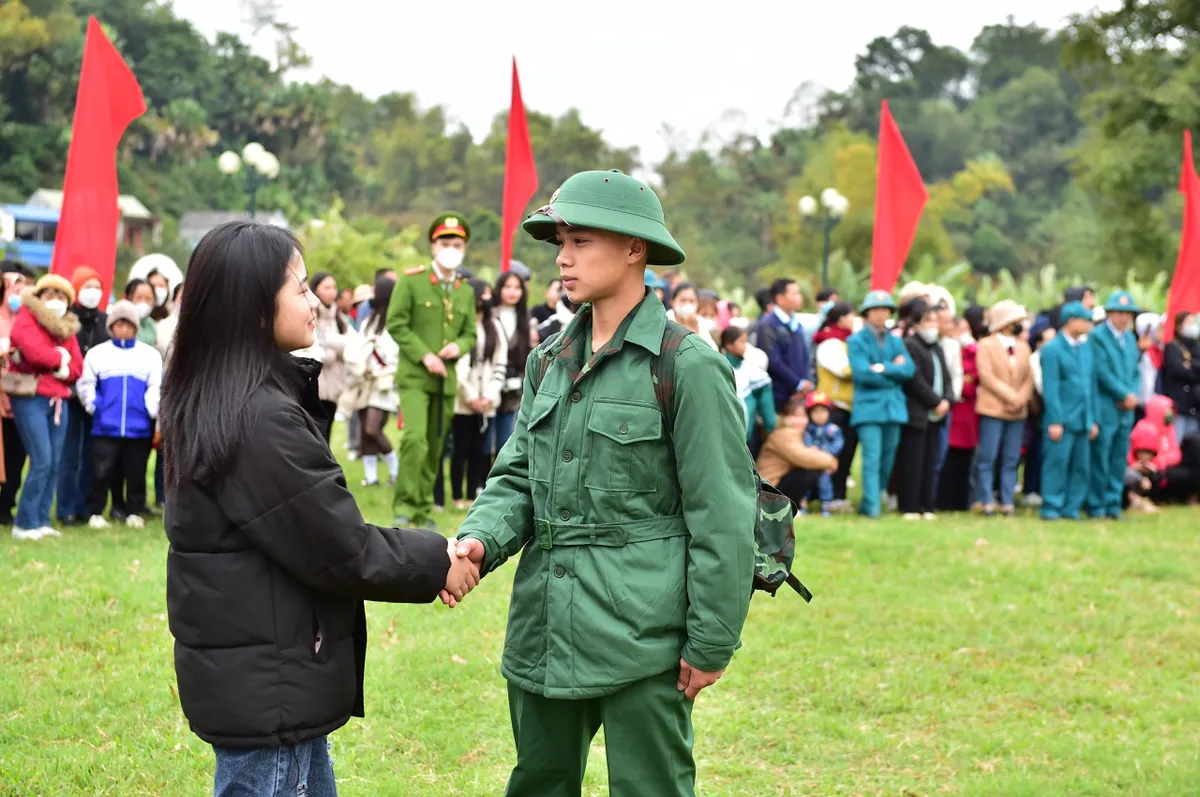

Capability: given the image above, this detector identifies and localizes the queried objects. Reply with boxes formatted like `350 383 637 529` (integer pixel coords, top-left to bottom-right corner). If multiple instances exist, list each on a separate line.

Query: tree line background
1 0 1196 309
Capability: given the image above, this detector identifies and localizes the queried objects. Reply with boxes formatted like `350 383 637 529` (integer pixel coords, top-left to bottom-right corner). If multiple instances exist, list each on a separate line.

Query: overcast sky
170 0 1119 169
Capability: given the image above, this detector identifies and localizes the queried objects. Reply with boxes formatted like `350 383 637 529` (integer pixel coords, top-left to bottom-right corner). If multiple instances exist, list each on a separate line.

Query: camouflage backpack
532 320 813 602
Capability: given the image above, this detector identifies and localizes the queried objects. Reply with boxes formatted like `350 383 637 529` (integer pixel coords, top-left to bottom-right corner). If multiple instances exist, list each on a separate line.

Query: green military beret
429 212 471 243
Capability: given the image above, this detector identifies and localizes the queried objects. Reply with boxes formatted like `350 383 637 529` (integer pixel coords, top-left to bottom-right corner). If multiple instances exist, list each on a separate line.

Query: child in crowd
1125 429 1163 513
756 398 837 513
802 391 844 515
721 325 776 455
76 300 163 528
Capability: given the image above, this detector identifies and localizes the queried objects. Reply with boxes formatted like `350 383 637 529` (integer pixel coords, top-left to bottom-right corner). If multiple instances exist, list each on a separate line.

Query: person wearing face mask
8 273 84 539
1163 310 1200 444
896 299 953 520
0 262 31 523
975 300 1034 517
123 278 159 347
1038 301 1098 521
385 212 477 529
54 266 112 527
146 269 173 323
667 282 719 350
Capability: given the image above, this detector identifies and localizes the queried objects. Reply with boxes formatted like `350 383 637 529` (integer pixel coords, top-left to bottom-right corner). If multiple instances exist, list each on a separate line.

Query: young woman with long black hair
161 221 480 796
490 271 530 457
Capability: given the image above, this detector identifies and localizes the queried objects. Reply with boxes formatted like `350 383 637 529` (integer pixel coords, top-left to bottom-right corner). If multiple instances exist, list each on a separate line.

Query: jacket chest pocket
584 399 662 494
526 390 560 483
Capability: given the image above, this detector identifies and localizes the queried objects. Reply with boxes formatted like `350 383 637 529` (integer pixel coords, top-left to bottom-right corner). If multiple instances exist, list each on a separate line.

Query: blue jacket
1090 321 1140 426
1040 333 1095 433
804 422 844 457
761 311 812 406
848 328 914 426
76 338 163 439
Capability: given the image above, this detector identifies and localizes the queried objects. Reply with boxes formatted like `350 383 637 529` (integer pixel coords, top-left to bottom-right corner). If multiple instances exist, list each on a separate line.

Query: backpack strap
528 332 562 395
651 320 695 438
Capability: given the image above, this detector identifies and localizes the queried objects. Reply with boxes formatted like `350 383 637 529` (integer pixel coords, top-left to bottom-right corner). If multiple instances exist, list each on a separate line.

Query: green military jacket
385 264 477 396
458 293 757 699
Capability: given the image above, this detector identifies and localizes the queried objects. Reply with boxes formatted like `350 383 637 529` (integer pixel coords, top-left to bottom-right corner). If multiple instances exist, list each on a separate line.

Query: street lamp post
218 142 281 218
798 188 850 289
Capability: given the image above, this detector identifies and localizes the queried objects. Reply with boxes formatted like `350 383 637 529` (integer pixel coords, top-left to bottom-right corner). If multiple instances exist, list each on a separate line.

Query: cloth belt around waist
533 515 689 550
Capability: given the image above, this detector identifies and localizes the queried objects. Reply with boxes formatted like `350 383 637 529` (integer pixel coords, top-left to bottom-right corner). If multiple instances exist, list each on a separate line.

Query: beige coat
455 318 508 417
342 326 399 414
975 334 1033 420
755 425 837 485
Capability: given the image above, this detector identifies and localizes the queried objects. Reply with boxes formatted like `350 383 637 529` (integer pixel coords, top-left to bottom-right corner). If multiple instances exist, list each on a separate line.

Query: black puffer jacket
165 357 450 748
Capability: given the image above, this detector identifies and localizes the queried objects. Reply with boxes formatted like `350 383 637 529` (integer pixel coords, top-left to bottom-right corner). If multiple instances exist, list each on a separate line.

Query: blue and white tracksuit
76 338 162 517
77 338 162 439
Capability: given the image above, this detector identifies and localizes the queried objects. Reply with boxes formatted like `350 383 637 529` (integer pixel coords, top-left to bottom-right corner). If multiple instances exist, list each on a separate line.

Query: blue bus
0 204 58 268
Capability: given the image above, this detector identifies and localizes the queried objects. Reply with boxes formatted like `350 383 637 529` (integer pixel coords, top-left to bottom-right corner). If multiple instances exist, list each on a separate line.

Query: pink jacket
1129 395 1180 472
10 288 83 400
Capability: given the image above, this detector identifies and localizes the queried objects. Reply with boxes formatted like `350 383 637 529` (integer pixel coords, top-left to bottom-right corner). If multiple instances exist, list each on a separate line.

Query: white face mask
918 327 939 345
728 316 750 330
675 303 698 319
44 298 68 318
434 248 464 271
1182 322 1200 340
154 286 169 306
78 287 103 310
957 333 973 346
135 302 153 320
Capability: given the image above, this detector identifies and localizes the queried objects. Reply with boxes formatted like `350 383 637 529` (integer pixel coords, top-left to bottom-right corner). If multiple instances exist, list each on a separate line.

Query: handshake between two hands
439 538 485 607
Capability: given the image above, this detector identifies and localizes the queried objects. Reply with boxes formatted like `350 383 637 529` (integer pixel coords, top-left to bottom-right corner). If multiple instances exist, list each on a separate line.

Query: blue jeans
213 736 336 797
1175 415 1200 446
815 472 834 504
489 410 518 457
56 400 92 520
975 417 1024 508
11 396 69 530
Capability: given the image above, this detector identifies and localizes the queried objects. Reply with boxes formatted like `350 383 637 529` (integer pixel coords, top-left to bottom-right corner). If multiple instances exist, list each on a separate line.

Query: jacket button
570 391 582 403
618 423 629 434
562 450 573 462
559 508 570 521
554 565 566 578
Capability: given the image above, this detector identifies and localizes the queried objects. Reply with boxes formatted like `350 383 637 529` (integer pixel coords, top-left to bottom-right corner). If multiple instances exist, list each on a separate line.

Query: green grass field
2 439 1199 795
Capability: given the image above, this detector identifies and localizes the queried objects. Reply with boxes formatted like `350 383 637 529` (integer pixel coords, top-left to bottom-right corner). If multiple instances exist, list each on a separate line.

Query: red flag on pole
50 17 146 309
500 57 538 274
870 100 928 292
1165 130 1200 343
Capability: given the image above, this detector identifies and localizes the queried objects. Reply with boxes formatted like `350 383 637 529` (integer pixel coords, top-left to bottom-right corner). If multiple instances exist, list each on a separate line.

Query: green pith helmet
859 289 897 313
1103 290 1141 315
522 170 686 266
428 211 471 243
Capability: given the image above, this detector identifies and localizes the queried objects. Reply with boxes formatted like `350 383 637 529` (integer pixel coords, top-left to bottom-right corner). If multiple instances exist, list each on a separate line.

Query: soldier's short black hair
816 287 838 302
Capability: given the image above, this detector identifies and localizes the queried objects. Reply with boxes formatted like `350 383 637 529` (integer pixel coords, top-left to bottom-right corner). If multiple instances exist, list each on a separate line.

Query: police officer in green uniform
386 213 477 528
451 170 758 796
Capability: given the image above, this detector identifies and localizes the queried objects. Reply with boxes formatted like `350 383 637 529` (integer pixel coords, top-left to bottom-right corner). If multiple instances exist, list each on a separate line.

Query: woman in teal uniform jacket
848 290 915 518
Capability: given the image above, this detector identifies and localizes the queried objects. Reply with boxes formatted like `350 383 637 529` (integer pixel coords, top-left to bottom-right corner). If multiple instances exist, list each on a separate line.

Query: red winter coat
10 288 83 400
949 341 980 449
1128 395 1180 473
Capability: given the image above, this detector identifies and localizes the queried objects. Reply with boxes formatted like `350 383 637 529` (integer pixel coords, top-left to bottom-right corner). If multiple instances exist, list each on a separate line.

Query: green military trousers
504 670 696 797
392 388 453 524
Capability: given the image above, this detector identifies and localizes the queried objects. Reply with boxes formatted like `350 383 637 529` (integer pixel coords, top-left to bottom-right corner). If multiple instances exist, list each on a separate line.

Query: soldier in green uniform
386 213 478 528
452 170 758 796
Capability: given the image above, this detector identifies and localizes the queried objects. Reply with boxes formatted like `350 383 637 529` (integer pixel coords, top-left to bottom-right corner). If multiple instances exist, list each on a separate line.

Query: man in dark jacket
760 278 814 410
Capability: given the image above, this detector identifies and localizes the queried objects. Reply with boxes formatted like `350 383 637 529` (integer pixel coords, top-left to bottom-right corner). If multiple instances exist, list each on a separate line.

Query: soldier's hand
422 353 447 377
1048 424 1064 442
438 342 461 360
439 538 481 608
1090 424 1099 440
677 658 724 700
